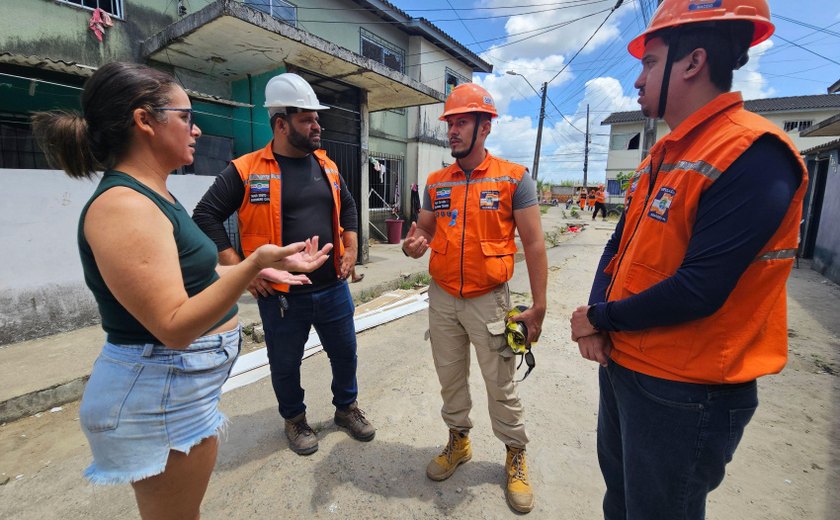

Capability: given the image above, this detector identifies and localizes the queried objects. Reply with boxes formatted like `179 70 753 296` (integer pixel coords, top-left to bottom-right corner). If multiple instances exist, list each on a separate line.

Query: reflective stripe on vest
605 92 808 384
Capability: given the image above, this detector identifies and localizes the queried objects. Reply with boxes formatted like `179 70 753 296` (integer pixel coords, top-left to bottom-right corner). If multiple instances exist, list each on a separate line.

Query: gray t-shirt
422 167 538 211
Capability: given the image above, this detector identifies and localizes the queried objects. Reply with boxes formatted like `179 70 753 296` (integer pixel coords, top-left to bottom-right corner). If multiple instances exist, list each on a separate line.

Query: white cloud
733 39 775 100
485 76 639 183
473 55 573 114
477 0 627 62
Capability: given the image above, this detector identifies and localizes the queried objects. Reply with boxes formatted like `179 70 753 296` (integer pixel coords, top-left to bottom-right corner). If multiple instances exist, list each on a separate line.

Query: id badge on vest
249 178 270 204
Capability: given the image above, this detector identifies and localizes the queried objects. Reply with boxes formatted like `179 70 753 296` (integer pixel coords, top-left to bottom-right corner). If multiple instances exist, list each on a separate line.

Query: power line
773 33 840 66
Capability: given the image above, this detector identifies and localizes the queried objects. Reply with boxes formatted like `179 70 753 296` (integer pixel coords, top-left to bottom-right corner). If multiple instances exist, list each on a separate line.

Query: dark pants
258 281 358 419
593 202 607 219
598 360 757 520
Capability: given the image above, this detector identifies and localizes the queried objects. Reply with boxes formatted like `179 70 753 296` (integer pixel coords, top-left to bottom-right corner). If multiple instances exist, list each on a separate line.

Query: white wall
0 170 216 345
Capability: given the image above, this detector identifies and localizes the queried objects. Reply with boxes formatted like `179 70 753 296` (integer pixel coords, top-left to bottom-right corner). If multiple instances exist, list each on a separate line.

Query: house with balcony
0 0 490 344
600 94 840 207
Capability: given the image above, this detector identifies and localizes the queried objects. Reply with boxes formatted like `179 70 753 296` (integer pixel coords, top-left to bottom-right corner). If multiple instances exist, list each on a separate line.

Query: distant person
570 1 807 518
401 83 547 513
579 189 587 210
586 188 596 212
192 72 374 456
31 62 330 520
592 185 607 221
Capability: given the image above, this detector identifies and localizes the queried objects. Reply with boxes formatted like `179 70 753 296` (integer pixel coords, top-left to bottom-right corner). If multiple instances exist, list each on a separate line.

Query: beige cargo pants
427 280 528 448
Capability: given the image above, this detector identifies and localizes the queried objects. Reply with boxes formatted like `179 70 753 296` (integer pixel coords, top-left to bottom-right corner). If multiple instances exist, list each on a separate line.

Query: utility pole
532 81 548 181
640 0 665 159
583 103 590 190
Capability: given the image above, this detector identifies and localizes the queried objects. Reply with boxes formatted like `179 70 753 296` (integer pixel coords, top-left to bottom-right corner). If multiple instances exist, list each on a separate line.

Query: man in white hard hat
193 72 374 455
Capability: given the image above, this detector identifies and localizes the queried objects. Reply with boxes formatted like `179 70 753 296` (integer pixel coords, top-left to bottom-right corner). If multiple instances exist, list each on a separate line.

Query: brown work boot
505 445 534 513
426 429 472 481
284 412 318 455
334 402 376 442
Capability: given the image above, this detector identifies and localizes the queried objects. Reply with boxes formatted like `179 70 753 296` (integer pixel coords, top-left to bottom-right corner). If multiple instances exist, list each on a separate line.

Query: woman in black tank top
31 62 331 520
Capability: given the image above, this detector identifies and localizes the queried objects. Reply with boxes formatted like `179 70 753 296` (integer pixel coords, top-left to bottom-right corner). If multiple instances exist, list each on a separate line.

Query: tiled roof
801 137 840 156
601 94 840 125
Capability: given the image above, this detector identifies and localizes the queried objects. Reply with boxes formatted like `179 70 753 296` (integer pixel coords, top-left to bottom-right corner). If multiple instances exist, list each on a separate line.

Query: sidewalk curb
0 376 88 424
0 270 430 425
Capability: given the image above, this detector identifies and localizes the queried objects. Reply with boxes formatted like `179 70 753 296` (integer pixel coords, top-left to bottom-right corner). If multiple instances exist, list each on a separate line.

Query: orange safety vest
596 190 606 204
231 142 345 293
426 152 527 298
604 92 807 384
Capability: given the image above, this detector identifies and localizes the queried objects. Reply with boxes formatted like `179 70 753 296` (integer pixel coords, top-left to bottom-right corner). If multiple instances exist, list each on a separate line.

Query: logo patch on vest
479 190 500 210
434 187 452 211
249 179 270 204
647 187 675 222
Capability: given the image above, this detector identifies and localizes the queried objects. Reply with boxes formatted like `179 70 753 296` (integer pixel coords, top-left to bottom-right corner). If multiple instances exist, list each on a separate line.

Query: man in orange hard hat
569 1 807 518
401 83 547 513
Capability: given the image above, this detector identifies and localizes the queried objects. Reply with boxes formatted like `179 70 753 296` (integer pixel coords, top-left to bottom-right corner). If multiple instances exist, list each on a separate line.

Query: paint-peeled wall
0 170 215 346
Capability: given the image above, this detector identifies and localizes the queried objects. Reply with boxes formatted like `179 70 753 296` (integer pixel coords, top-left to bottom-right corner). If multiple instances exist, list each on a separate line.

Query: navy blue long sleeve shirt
588 134 802 332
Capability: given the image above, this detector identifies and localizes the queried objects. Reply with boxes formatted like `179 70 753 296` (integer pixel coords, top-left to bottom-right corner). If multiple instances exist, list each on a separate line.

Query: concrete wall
0 0 186 67
812 149 840 284
0 170 215 346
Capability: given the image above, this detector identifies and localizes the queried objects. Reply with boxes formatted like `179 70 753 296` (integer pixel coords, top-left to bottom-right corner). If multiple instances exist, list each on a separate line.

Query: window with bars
783 120 813 132
369 154 404 216
445 68 469 96
360 29 405 74
58 0 123 18
244 0 297 26
0 121 50 169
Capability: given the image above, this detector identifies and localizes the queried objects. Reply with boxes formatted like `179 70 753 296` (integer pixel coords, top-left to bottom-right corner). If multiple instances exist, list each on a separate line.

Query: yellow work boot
426 429 472 481
505 445 534 513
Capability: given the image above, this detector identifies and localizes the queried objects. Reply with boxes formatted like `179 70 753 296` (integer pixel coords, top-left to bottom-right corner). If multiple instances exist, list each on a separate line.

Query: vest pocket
480 239 517 286
240 233 270 257
623 262 697 369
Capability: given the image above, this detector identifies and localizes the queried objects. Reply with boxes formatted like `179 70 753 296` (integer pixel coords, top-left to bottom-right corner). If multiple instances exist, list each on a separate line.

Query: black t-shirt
276 154 339 292
192 151 358 293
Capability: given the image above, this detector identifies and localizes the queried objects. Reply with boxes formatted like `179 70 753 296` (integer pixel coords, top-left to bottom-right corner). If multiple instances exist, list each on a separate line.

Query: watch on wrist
586 305 600 331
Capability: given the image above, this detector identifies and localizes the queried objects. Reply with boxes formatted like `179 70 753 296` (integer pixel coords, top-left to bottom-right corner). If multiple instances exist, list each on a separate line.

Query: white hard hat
264 73 329 116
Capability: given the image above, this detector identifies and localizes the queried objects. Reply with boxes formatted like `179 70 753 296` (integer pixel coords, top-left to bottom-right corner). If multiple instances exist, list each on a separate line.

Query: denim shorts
79 326 241 484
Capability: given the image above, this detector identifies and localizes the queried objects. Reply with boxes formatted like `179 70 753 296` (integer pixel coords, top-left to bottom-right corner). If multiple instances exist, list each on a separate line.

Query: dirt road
1 222 838 519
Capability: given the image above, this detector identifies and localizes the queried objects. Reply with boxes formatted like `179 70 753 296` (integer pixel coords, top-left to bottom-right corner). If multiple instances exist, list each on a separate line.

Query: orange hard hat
627 0 774 59
439 83 498 121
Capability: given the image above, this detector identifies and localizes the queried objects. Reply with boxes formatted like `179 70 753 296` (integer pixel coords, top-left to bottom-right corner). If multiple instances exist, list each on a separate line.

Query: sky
391 0 840 184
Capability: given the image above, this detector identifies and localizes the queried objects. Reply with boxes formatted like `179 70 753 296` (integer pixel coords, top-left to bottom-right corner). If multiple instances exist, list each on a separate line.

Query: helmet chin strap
657 27 681 120
462 113 482 160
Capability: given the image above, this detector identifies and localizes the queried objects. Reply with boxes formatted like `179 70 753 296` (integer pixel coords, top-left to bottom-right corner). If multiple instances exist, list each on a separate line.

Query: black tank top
78 170 237 345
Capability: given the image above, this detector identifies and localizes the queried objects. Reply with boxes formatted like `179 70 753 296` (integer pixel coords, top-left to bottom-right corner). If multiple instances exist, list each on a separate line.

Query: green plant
398 272 432 290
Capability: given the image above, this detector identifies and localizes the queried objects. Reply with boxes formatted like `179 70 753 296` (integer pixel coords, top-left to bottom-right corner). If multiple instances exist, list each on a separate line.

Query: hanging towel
89 8 114 43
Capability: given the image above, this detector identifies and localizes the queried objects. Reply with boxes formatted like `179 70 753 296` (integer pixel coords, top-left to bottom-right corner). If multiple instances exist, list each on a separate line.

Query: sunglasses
153 107 194 131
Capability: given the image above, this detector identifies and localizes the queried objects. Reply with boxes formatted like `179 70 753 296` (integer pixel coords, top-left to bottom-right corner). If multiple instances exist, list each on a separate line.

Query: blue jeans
598 360 758 520
257 281 358 419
